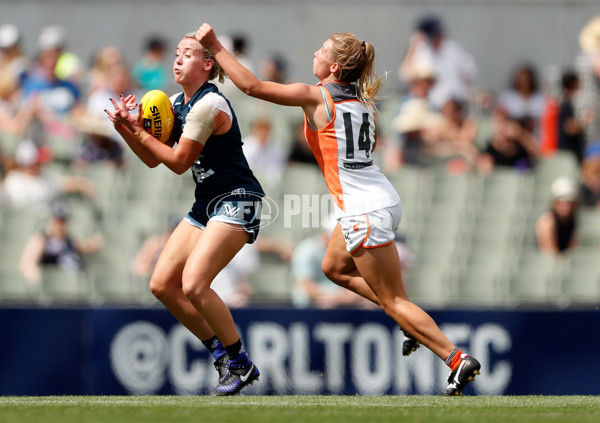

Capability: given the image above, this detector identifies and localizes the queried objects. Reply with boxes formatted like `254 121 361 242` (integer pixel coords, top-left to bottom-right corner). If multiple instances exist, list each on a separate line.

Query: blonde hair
184 33 226 84
329 32 384 110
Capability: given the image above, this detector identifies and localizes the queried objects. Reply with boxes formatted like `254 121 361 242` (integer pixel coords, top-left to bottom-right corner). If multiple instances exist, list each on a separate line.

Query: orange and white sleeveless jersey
304 82 400 218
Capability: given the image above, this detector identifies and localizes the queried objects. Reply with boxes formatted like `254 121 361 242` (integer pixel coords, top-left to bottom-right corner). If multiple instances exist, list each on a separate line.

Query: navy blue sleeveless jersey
171 82 264 219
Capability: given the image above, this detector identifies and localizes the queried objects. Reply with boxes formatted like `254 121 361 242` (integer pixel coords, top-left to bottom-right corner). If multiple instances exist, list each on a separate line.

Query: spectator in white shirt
1 139 94 211
242 118 286 194
497 63 546 137
399 15 477 111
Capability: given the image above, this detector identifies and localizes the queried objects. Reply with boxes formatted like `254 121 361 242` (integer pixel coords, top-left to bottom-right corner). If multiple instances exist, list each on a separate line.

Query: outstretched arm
196 24 322 109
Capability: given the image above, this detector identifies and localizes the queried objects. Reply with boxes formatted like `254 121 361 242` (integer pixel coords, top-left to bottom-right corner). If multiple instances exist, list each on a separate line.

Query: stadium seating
0 269 32 300
72 163 122 219
247 258 293 304
508 249 562 304
3 125 600 308
0 208 41 276
561 248 600 303
404 266 452 306
456 264 509 306
40 268 87 301
576 209 600 247
386 165 427 248
260 163 327 246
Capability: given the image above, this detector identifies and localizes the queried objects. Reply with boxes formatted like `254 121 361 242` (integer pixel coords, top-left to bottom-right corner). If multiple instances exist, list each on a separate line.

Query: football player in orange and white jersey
197 24 480 396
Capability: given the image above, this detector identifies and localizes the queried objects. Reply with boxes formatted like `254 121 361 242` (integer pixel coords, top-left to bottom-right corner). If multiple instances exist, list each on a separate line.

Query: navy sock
201 336 227 361
225 339 250 366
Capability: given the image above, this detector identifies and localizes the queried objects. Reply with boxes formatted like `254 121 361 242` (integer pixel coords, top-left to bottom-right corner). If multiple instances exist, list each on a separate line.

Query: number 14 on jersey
343 112 373 159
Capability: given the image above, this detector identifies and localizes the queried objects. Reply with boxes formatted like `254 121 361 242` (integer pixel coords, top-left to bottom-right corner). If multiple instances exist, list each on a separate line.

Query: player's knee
321 257 338 282
322 255 353 286
148 264 182 300
181 272 210 301
149 275 170 300
181 280 200 300
378 297 396 316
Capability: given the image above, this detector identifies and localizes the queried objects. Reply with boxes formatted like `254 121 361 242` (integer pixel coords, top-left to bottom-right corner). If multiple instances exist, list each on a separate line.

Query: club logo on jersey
191 161 215 182
205 190 278 232
344 230 351 242
222 203 241 217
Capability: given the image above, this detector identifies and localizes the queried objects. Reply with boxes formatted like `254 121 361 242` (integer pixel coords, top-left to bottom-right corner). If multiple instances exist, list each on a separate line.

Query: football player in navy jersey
106 32 262 396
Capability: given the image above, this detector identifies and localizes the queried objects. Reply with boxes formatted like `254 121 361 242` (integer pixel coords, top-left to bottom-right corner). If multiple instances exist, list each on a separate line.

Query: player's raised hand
195 23 218 50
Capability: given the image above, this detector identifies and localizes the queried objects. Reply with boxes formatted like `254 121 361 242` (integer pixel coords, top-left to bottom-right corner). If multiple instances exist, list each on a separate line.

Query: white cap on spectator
37 25 67 51
14 140 40 166
0 23 20 49
551 177 578 202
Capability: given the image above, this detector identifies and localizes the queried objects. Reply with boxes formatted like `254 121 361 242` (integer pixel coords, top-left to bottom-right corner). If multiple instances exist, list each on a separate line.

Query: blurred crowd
387 15 596 175
2 14 600 306
386 14 600 264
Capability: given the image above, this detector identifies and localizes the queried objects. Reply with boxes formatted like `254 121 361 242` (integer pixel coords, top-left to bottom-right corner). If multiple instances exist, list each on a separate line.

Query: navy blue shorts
185 189 262 243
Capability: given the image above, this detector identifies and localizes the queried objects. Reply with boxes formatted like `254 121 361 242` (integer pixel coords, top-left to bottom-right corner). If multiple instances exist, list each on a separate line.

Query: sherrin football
140 90 174 143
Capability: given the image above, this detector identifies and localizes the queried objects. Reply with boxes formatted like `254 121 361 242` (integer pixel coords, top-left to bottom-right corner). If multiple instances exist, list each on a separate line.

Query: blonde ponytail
329 32 384 110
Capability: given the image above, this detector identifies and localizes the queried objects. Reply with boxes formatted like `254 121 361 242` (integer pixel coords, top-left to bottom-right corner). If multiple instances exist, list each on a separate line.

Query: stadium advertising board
0 308 598 395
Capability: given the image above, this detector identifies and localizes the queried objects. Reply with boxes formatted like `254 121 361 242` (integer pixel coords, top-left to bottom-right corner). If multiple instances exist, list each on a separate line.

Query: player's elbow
142 159 160 169
157 160 185 174
241 84 257 97
239 78 262 98
172 164 188 175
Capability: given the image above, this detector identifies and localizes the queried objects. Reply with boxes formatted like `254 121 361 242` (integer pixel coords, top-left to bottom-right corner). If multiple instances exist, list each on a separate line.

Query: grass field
1 395 599 423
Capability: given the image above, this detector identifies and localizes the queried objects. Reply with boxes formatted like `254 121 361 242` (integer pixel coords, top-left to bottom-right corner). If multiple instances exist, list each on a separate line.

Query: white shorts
339 203 402 254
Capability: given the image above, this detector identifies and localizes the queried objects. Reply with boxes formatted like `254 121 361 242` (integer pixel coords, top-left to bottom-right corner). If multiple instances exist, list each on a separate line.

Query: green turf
0 395 598 423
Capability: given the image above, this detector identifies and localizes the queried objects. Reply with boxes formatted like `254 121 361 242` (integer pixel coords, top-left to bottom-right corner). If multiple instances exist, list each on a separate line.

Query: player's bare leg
181 221 259 395
181 221 247 345
149 220 230 381
149 220 215 340
352 243 480 395
321 224 420 355
321 224 381 303
351 242 454 358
